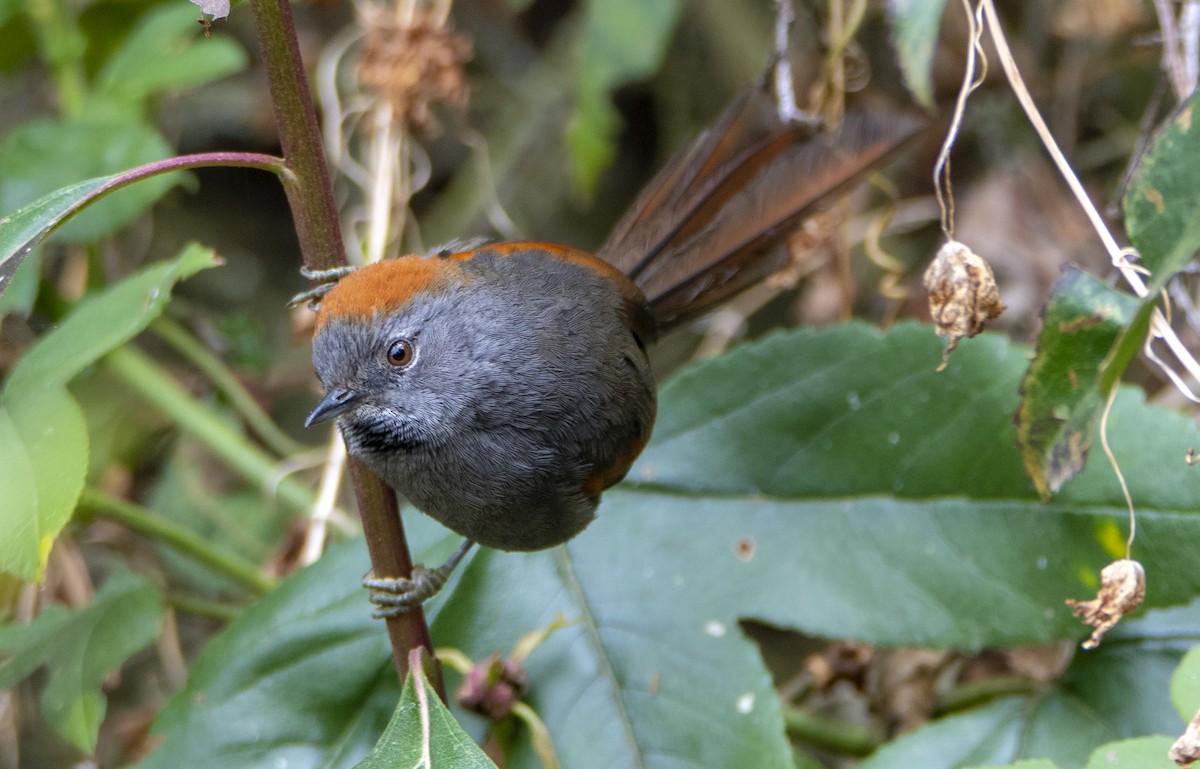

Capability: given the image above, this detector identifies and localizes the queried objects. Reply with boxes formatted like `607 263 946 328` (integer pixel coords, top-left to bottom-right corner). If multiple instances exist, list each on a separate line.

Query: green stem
104 345 317 516
781 705 882 758
934 675 1039 717
151 317 306 458
168 593 245 622
78 488 275 595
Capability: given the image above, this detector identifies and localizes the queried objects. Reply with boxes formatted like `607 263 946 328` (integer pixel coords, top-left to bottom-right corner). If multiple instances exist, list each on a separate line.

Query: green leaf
95 3 246 106
135 539 399 769
965 737 1180 769
1170 644 1200 721
637 322 1032 498
0 154 276 297
0 568 164 752
629 322 1200 643
0 245 39 321
1099 297 1156 395
4 243 220 396
354 652 497 769
567 0 681 191
1015 267 1143 498
0 386 87 580
865 603 1193 769
139 527 795 769
1083 736 1177 769
0 113 177 243
437 539 794 768
886 0 949 108
0 245 216 578
139 323 1200 768
143 431 291 594
0 176 114 292
1124 92 1200 293
861 698 1094 769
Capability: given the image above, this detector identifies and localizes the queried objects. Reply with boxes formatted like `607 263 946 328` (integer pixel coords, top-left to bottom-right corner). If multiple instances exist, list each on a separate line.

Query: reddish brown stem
348 457 441 689
248 0 439 691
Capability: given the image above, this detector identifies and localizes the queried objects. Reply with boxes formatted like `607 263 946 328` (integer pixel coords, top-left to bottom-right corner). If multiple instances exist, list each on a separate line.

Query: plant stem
78 488 275 595
249 0 346 272
934 675 1038 716
781 705 882 758
347 456 440 688
103 345 316 516
151 317 305 458
248 0 437 688
3 152 287 290
168 594 245 622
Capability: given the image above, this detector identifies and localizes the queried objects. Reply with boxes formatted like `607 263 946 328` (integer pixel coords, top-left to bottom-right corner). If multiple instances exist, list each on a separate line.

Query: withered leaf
1065 558 1145 650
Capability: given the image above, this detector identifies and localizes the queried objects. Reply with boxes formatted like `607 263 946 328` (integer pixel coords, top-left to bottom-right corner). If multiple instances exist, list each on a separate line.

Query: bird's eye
386 339 415 367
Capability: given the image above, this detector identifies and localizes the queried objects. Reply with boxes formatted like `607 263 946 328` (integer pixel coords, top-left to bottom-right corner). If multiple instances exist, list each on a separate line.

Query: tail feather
599 90 922 331
599 92 799 280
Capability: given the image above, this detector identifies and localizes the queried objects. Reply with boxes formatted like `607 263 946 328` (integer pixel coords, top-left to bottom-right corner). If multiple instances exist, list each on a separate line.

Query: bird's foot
363 539 474 618
288 265 359 308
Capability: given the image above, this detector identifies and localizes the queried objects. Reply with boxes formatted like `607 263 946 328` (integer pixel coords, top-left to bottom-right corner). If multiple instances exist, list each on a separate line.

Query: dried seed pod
1170 706 1200 766
1065 558 1145 650
923 240 1006 370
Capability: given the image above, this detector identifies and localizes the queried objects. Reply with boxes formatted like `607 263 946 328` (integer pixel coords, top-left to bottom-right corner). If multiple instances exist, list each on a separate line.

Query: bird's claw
289 265 359 309
364 569 443 618
362 539 475 618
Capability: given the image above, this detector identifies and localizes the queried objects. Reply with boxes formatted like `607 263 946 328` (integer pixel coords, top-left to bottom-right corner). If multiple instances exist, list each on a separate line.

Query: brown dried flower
455 652 530 721
1065 558 1145 650
924 240 1005 370
357 6 472 136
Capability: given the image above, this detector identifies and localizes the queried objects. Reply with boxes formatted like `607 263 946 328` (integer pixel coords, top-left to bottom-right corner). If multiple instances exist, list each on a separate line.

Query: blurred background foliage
4 0 1200 767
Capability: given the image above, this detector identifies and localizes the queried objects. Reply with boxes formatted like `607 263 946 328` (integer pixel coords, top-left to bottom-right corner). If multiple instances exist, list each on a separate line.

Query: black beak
305 388 363 427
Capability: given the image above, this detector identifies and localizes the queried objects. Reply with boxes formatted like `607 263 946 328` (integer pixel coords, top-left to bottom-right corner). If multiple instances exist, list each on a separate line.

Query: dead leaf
1065 559 1145 650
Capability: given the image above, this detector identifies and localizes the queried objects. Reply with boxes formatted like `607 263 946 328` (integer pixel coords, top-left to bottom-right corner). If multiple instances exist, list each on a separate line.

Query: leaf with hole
135 323 1200 769
866 602 1195 769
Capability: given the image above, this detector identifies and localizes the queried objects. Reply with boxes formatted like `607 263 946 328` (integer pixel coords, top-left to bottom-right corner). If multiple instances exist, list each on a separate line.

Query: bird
303 88 920 616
